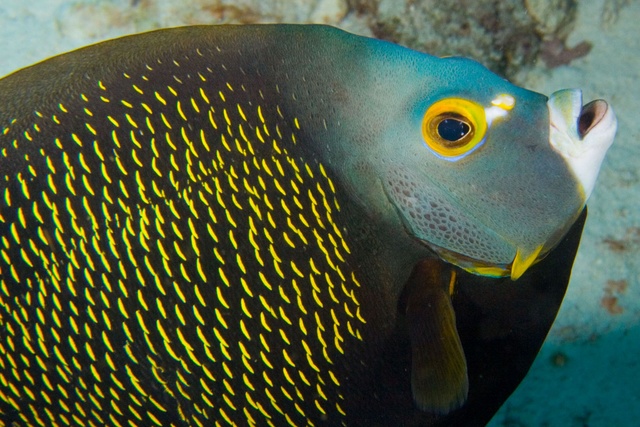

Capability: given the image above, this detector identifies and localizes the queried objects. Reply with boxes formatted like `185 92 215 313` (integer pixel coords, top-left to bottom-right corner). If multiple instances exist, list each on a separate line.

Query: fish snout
548 88 617 201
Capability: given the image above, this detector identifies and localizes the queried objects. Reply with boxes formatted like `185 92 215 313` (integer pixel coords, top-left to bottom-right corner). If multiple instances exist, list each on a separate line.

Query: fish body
0 25 614 426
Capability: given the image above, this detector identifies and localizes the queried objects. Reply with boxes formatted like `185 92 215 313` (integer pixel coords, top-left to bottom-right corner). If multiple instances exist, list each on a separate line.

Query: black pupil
438 118 470 142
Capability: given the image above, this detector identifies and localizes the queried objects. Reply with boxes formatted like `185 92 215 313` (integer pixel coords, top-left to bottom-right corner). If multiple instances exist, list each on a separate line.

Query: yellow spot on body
260 312 272 333
240 298 253 318
176 100 187 121
71 133 83 147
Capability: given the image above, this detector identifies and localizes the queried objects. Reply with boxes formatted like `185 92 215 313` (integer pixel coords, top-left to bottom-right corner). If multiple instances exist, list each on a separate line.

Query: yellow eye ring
422 98 487 159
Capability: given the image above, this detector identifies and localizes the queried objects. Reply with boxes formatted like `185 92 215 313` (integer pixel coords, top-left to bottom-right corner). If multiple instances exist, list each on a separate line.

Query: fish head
381 56 616 279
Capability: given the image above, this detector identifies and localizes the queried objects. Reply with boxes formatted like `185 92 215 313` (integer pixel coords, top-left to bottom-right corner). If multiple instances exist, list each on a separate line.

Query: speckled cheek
383 166 514 266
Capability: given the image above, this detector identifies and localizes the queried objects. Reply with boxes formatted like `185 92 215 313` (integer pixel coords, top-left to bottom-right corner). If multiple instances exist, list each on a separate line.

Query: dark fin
432 207 588 427
403 258 468 414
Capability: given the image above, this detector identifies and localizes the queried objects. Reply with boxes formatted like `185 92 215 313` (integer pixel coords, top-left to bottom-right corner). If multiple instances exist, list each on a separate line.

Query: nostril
578 99 608 138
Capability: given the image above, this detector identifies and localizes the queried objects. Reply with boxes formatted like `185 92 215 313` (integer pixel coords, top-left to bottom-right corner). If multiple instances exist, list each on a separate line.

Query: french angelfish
0 25 615 426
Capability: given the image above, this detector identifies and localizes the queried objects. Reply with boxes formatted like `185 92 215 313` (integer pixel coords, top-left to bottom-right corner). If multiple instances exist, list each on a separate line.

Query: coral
525 0 577 39
346 0 584 79
601 279 628 315
602 227 640 253
56 0 589 79
539 38 592 68
56 0 350 38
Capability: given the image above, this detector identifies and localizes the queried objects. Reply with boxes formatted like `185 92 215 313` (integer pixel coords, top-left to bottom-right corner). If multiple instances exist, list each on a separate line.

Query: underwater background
0 0 637 425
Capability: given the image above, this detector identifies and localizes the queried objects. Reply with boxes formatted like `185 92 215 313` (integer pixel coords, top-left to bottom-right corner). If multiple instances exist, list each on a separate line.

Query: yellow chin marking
433 240 545 280
465 265 508 277
510 244 544 280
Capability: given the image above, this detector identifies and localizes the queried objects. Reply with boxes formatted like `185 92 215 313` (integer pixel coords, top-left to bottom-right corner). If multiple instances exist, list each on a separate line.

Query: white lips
548 88 617 201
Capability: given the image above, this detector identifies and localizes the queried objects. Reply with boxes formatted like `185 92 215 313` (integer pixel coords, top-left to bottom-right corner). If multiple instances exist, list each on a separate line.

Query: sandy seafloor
0 0 638 426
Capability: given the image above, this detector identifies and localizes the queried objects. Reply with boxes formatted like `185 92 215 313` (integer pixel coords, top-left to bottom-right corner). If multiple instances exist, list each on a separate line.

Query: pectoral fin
403 259 468 414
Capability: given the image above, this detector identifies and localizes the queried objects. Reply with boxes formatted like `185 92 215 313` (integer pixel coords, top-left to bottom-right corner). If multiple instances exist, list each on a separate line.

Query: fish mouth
548 89 617 202
578 99 610 139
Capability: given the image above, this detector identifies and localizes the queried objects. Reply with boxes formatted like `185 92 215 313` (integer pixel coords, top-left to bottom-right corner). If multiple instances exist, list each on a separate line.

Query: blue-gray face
345 53 612 278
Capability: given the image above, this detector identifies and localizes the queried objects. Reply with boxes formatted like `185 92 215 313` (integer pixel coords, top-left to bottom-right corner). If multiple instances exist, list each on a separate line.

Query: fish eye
422 98 487 159
436 116 471 144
